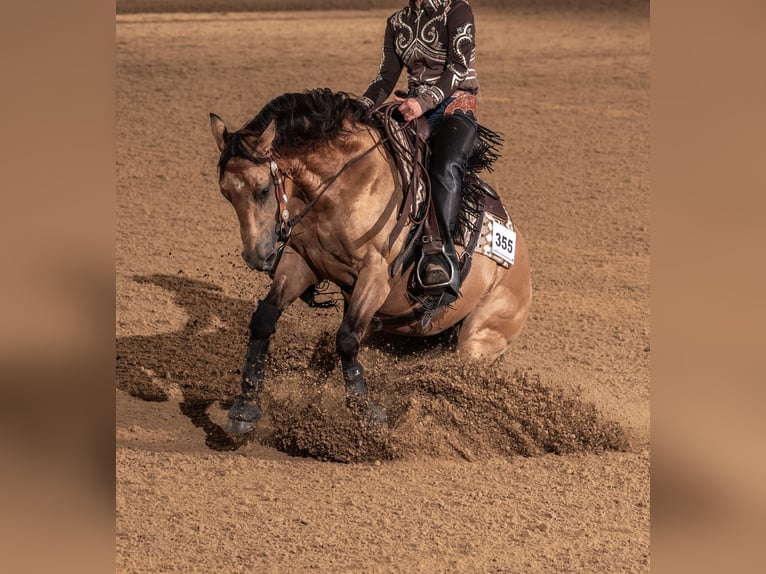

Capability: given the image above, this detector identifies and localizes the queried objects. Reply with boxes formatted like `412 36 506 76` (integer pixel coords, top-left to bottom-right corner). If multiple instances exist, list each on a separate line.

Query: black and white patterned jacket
360 0 479 114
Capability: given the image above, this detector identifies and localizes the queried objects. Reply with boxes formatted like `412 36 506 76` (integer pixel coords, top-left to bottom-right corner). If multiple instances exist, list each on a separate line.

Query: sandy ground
116 5 649 572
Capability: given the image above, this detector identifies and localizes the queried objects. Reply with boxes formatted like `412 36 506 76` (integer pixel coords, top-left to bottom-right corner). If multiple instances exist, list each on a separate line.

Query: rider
357 0 480 298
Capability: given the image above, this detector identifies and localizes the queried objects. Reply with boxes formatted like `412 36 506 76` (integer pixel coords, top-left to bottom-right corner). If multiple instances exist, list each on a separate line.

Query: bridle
268 159 292 242
268 135 392 237
223 111 413 277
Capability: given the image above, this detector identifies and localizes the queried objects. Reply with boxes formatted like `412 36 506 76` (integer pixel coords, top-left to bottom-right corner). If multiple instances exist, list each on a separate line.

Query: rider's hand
397 98 424 122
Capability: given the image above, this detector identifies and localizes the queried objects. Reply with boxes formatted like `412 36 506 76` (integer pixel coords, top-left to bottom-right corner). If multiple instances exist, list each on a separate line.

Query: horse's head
210 113 281 273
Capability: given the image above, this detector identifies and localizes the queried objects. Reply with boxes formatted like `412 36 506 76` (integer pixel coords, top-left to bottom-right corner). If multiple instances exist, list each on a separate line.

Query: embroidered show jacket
360 0 479 114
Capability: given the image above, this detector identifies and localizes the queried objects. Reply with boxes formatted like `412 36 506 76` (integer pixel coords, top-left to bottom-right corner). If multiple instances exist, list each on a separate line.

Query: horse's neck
290 129 399 210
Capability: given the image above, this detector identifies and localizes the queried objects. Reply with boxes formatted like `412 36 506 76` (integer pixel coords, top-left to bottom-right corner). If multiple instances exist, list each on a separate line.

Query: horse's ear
254 120 277 156
210 113 228 152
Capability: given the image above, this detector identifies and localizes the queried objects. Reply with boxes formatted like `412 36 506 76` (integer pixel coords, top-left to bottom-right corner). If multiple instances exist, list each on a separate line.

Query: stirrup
416 249 461 296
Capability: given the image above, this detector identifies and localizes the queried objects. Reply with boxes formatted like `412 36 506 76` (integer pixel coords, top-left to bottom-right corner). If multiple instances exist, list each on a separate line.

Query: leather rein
225 127 395 246
223 110 418 277
267 133 389 243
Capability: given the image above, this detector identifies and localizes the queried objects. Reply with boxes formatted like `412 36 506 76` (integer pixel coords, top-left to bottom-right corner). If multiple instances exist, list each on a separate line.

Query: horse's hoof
347 395 388 429
226 394 262 435
227 418 257 435
366 403 389 429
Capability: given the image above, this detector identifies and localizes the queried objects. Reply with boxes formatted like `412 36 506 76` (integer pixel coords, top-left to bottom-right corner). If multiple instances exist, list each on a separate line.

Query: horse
210 89 531 433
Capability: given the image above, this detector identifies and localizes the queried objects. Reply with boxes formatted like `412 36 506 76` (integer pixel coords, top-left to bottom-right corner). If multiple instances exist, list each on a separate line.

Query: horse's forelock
217 131 268 180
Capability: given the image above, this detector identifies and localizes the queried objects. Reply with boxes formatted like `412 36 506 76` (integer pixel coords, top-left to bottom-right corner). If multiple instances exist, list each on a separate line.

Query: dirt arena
116 2 649 572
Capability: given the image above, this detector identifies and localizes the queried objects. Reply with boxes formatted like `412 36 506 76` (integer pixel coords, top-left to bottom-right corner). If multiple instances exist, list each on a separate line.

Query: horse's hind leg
456 263 532 361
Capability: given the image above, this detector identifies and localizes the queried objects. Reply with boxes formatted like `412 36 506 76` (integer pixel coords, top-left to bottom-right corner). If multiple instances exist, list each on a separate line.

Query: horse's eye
253 186 270 201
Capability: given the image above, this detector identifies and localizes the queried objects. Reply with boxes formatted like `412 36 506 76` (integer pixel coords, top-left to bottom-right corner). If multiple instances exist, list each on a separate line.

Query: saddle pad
476 211 516 268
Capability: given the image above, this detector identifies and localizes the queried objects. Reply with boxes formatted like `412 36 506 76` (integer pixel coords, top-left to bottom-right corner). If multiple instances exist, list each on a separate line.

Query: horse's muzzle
242 250 277 273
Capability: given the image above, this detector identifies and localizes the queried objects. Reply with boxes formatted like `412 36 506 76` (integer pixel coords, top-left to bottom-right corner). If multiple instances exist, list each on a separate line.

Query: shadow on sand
117 274 256 451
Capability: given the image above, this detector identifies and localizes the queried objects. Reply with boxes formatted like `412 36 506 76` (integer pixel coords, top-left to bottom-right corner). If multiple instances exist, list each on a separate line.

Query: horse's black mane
246 88 370 149
218 87 503 185
218 88 370 178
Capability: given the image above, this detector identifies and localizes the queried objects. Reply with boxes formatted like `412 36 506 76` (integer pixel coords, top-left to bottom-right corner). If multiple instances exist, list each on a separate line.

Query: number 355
495 233 514 252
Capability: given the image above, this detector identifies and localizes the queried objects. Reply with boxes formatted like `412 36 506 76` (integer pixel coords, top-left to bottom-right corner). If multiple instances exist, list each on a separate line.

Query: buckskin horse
210 88 531 433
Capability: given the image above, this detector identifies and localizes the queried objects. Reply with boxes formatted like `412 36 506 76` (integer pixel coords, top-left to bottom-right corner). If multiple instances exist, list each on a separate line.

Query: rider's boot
417 112 477 297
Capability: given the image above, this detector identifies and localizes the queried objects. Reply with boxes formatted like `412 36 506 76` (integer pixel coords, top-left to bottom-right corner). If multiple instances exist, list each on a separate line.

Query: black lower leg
336 320 387 426
241 338 269 397
342 361 366 397
336 321 365 395
228 300 281 430
240 299 281 395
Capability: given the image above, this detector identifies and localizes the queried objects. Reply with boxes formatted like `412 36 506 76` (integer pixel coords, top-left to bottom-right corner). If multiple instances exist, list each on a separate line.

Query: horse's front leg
336 264 391 426
228 250 317 434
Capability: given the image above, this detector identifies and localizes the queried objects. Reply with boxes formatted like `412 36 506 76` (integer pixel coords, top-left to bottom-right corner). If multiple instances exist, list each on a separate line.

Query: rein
263 135 391 278
223 108 417 277
275 133 391 234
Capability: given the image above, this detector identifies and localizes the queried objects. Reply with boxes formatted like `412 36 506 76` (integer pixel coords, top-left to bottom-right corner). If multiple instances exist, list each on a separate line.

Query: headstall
268 159 292 242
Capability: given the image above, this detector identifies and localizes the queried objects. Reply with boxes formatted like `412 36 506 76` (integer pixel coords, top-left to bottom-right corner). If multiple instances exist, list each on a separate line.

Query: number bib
473 211 517 268
490 220 517 266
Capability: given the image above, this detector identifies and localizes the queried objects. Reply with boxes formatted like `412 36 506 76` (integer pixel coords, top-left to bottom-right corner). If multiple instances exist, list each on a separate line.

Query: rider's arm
358 16 403 111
